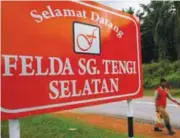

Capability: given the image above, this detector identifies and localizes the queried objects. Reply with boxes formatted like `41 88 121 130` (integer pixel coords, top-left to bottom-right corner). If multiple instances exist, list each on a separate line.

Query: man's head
160 78 167 88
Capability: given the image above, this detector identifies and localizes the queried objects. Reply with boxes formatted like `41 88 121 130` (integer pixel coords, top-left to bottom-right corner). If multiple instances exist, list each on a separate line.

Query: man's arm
154 90 158 106
167 92 180 106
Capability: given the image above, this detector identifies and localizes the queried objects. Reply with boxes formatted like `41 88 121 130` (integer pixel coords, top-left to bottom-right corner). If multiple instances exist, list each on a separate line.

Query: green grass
1 114 148 138
144 89 180 98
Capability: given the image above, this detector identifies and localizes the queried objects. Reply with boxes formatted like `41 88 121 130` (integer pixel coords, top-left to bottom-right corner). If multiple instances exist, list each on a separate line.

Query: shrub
158 60 172 75
167 73 180 88
171 60 180 72
143 60 180 88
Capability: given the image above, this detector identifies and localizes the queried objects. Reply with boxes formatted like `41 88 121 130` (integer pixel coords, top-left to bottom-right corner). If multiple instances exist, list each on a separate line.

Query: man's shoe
165 123 175 135
154 127 163 132
169 130 175 135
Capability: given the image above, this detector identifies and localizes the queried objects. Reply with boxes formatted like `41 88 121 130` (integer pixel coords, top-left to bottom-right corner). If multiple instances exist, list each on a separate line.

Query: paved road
74 97 180 128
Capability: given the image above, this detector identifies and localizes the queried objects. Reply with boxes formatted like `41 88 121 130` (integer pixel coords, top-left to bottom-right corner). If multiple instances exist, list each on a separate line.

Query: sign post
1 1 143 137
8 119 20 138
127 100 134 138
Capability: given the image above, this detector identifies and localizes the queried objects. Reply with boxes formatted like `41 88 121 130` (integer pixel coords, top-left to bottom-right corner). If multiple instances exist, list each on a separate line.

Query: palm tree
154 1 175 60
174 1 180 59
123 7 135 15
140 1 176 60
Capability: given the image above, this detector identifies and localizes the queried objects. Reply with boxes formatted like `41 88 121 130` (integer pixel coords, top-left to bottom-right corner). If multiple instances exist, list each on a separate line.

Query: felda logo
76 28 97 51
73 22 101 55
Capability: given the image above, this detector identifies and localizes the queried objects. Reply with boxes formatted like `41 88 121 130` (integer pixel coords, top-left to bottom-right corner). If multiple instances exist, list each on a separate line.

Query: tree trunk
174 2 180 59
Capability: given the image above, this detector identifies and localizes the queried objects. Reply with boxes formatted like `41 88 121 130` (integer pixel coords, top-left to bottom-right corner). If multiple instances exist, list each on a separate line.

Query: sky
95 0 151 12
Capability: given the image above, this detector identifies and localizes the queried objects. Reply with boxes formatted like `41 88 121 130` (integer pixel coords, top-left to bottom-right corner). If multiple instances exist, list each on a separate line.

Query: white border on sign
1 0 141 113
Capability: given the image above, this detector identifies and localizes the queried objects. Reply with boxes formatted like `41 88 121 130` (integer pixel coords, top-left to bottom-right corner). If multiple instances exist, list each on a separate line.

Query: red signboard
1 1 143 120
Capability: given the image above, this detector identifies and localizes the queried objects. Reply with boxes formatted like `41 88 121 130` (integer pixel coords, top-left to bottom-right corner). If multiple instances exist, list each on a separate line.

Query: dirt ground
52 112 180 138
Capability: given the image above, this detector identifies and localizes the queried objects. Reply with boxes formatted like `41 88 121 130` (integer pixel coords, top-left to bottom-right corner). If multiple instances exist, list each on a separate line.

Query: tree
174 1 180 59
123 7 135 15
139 1 178 61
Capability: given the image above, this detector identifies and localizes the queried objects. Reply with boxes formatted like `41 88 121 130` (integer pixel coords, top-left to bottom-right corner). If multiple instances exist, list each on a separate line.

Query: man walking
154 78 180 135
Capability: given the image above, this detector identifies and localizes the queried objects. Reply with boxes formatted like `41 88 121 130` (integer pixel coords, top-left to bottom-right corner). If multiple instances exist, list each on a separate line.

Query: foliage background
124 1 180 88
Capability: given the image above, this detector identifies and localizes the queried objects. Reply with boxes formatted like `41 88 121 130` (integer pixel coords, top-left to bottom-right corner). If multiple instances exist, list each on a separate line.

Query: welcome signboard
1 1 143 120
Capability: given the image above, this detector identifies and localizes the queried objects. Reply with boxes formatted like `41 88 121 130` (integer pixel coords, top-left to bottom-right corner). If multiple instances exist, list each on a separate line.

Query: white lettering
110 78 119 92
81 80 93 96
60 80 71 98
91 11 99 21
102 60 111 74
2 55 18 76
35 56 49 76
87 59 97 75
78 58 86 75
30 10 43 23
49 80 59 100
19 56 35 76
61 58 74 75
49 57 63 75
